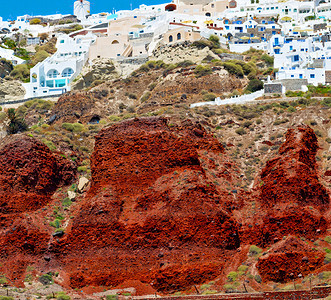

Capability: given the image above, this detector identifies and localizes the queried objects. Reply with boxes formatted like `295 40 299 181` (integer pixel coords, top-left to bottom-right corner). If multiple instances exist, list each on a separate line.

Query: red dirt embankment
0 136 76 285
53 117 242 292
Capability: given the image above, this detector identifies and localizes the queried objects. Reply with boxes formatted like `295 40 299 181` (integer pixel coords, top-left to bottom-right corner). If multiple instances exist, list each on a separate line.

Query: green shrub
254 275 262 283
261 54 274 67
208 34 220 47
10 64 30 82
177 60 194 68
141 92 151 102
56 292 70 300
49 219 61 229
249 245 262 256
203 93 217 101
61 123 85 133
242 120 253 128
0 275 7 285
148 82 157 90
238 265 248 275
222 62 244 77
0 297 14 300
39 273 53 285
6 108 28 134
31 50 49 66
246 79 264 93
227 271 238 282
106 296 118 300
192 39 214 50
194 65 212 77
235 127 247 135
42 140 56 151
325 236 331 243
62 197 72 208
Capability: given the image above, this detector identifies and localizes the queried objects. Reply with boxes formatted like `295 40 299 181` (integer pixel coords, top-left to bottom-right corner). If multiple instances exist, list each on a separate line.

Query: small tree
6 108 28 134
30 18 41 25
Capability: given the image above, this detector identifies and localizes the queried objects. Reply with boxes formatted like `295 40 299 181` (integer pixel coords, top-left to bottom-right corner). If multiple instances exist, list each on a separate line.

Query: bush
61 123 85 133
235 127 246 135
249 245 262 256
208 34 220 47
30 18 41 24
194 65 212 77
106 296 118 300
192 39 214 50
39 273 53 285
6 108 28 134
227 271 238 282
127 93 137 99
177 60 194 68
246 79 264 93
261 54 274 67
56 292 70 300
254 275 262 283
203 93 217 101
242 120 253 128
31 50 49 66
141 92 151 102
10 64 30 82
222 62 244 77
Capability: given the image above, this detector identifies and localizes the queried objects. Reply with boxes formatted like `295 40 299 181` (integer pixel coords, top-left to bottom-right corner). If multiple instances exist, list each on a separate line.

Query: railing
190 90 264 108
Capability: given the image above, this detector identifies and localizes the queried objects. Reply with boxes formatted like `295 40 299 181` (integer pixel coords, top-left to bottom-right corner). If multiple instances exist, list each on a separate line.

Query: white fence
190 90 264 108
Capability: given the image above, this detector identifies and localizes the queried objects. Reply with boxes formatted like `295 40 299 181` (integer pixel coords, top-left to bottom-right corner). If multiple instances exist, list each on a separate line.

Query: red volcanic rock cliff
259 125 329 210
241 125 329 247
0 136 76 285
54 117 242 291
0 136 76 213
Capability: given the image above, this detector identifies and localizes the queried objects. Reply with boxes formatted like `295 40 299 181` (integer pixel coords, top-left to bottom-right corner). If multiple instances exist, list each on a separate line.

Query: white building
0 47 25 65
23 34 94 98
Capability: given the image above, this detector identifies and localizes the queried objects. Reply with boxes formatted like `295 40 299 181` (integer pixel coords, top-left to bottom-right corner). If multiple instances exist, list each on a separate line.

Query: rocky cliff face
0 118 330 295
53 117 242 291
0 136 76 286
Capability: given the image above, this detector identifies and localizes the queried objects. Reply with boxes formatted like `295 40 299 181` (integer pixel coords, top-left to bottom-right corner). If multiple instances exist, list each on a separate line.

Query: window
291 75 294 78
310 74 315 78
299 74 303 79
62 68 74 77
169 35 173 42
47 69 59 78
290 46 293 50
177 32 181 40
274 37 279 44
275 49 280 54
293 55 299 62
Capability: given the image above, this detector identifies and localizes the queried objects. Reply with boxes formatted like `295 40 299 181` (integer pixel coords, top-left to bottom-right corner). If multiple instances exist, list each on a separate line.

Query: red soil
257 236 325 282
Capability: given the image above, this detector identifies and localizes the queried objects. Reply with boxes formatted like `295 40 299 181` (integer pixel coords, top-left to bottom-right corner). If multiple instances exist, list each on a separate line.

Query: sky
1 0 168 20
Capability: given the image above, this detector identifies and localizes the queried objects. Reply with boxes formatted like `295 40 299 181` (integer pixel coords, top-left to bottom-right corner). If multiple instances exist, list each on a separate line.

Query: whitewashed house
23 34 94 98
